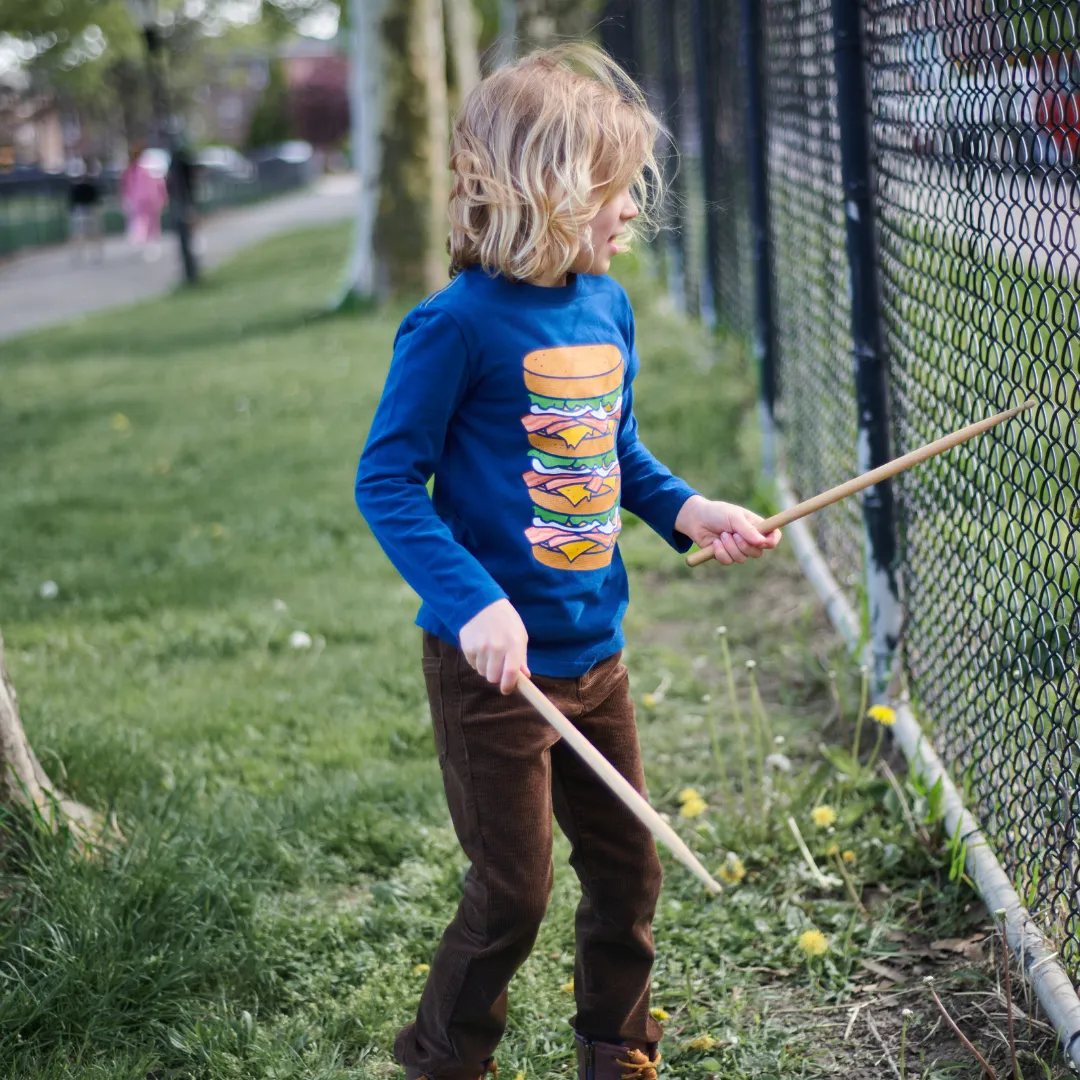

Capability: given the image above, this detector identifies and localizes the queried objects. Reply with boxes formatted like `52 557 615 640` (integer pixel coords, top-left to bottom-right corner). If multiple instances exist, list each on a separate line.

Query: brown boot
575 1034 661 1080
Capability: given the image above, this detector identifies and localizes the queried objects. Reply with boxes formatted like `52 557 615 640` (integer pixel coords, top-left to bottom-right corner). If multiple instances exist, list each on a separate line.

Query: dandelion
643 694 657 708
679 795 708 818
413 963 430 975
745 659 756 670
868 704 897 726
842 850 856 863
650 1007 669 1022
774 735 785 745
687 1035 717 1051
765 752 791 772
718 855 746 884
38 580 58 600
797 929 829 957
110 412 132 433
715 626 727 636
513 1073 525 1080
811 805 837 828
289 630 313 650
865 705 896 771
561 977 574 993
825 842 839 857
678 787 701 804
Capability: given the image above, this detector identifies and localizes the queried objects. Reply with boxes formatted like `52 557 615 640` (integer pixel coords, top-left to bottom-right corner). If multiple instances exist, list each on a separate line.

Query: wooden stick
515 675 724 895
686 400 1036 568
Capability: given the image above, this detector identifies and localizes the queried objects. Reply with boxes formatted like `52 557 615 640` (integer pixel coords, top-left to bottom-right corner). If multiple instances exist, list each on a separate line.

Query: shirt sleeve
355 305 509 636
616 298 700 554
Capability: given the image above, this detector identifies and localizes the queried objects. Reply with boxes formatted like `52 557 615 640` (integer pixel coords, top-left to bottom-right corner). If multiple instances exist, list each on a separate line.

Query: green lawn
0 227 1068 1079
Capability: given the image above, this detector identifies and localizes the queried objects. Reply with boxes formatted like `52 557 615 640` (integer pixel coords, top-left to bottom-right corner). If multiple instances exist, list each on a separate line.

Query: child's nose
622 194 639 220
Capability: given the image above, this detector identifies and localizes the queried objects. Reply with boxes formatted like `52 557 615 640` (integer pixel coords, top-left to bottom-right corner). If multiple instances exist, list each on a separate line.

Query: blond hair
447 42 665 283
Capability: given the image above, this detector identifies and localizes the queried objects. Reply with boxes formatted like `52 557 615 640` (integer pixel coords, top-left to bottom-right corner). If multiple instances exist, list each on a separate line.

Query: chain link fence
620 0 1080 993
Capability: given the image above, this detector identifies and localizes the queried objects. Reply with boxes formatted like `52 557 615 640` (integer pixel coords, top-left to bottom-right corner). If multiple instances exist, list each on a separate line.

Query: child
355 43 781 1080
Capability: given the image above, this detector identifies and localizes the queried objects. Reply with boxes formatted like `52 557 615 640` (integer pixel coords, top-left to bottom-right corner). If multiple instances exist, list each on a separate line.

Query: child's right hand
459 599 531 695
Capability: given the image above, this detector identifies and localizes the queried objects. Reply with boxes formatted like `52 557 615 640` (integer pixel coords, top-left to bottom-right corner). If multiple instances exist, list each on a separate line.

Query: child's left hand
674 495 782 566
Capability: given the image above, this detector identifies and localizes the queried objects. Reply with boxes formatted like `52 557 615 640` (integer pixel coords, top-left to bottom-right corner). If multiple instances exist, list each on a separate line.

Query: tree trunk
375 0 451 296
0 630 105 853
338 0 390 307
444 0 481 103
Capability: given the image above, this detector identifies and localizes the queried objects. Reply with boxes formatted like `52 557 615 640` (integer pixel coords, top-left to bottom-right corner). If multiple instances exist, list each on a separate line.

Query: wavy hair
447 42 666 282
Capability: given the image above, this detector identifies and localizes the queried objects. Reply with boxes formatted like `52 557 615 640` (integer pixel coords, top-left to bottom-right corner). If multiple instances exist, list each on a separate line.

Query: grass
0 225 1072 1078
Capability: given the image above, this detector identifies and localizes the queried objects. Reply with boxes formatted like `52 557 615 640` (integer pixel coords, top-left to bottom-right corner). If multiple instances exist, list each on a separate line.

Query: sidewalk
0 173 357 343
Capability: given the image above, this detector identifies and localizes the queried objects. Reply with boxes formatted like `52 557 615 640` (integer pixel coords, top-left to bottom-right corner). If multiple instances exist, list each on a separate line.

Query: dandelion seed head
745 659 757 670
716 626 727 636
38 580 59 600
774 735 785 745
902 1009 914 1018
289 630 313 650
923 976 935 985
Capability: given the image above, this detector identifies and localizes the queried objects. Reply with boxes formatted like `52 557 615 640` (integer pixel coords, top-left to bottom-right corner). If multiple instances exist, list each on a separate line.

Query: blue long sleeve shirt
355 266 699 676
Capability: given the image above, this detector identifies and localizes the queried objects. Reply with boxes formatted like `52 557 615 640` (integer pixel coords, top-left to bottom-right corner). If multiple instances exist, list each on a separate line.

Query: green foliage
246 57 292 150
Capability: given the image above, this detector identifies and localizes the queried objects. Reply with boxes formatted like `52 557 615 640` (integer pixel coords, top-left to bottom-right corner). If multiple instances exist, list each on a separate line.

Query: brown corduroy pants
393 632 665 1080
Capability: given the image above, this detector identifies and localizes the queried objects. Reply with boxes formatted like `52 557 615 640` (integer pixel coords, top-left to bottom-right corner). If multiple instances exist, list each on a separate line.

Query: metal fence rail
622 0 1080 1003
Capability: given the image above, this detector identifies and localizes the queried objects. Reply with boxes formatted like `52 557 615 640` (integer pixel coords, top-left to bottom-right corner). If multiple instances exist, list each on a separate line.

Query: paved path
0 174 357 343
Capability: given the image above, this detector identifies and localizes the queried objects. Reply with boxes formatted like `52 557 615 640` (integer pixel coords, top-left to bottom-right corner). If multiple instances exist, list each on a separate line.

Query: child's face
572 187 639 277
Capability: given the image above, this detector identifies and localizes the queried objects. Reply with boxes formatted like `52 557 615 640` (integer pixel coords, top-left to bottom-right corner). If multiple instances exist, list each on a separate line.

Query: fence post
739 0 777 479
690 0 719 328
829 0 902 690
657 0 688 315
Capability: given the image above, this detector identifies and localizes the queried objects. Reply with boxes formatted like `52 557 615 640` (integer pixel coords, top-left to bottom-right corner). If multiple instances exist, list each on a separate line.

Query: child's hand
675 494 782 566
459 599 531 695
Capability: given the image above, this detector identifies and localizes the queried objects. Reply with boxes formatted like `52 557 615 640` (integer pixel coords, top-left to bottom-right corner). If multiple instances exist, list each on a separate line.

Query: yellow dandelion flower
688 1035 717 1051
561 977 574 993
643 693 657 708
513 1073 525 1080
679 796 708 818
413 963 430 975
650 1007 669 1022
678 787 701 804
110 412 132 433
825 843 839 857
718 856 746 884
797 929 829 957
868 704 897 726
842 850 856 863
811 805 837 828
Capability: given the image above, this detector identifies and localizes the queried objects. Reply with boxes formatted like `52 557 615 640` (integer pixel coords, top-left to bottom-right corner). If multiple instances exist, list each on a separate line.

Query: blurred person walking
68 159 105 263
121 146 168 261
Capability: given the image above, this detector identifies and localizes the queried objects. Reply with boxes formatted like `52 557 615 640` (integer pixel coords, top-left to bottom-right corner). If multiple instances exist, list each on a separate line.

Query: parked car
196 145 256 182
1030 49 1079 168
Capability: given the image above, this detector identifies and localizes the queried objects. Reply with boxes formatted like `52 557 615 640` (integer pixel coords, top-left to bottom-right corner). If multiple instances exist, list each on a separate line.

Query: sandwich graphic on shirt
521 345 624 570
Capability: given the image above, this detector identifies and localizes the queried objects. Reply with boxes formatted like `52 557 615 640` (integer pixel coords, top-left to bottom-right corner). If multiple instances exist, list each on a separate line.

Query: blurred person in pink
122 145 168 261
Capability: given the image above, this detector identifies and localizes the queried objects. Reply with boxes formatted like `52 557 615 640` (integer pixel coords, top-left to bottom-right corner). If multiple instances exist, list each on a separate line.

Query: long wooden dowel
686 399 1036 568
516 675 723 895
